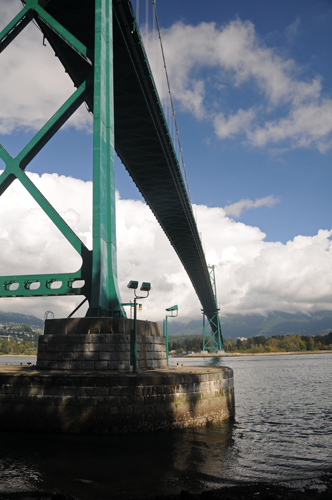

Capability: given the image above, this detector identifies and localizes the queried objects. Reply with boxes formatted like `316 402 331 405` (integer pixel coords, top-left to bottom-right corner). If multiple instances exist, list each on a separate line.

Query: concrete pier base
37 318 167 371
0 365 235 434
0 318 235 434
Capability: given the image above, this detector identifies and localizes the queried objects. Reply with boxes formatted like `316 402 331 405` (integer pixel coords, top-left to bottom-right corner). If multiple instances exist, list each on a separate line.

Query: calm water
0 353 331 498
0 355 36 365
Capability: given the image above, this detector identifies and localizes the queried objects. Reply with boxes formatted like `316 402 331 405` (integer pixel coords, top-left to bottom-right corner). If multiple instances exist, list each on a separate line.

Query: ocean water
0 353 331 498
0 355 36 365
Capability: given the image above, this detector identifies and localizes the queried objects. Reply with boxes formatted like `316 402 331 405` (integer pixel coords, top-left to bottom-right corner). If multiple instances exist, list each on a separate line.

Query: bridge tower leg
0 0 125 317
87 0 124 317
202 265 223 352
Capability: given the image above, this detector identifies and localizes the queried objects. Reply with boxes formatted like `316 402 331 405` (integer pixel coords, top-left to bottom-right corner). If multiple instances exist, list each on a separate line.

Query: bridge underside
5 0 221 340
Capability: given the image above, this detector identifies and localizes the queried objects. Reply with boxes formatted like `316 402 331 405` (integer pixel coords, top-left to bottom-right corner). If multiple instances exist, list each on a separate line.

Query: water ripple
0 353 331 498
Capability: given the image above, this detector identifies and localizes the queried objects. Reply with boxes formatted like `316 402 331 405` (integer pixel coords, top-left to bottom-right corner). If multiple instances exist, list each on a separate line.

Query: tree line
0 323 40 355
168 332 332 354
226 332 332 353
1 330 332 356
169 336 204 354
0 338 38 355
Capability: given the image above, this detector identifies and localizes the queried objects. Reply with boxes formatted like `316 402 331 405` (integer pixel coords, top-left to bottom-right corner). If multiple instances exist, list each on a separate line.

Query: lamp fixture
127 280 152 372
140 282 151 292
127 280 139 290
164 305 179 366
166 305 178 312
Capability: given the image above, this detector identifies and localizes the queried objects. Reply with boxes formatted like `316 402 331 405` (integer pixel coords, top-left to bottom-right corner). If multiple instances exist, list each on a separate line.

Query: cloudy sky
1 0 332 323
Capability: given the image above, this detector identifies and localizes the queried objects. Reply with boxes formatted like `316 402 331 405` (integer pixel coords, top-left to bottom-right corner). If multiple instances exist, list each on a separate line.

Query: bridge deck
32 0 220 334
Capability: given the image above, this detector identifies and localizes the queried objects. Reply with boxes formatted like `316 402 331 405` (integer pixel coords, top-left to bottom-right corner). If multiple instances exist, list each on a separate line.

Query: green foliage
0 322 41 355
0 338 38 355
167 331 332 355
227 332 332 353
169 335 203 353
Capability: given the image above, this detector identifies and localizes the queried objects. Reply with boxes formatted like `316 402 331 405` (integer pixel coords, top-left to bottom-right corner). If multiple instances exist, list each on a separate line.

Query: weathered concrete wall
37 318 166 371
17 318 235 434
37 333 166 371
42 317 161 336
0 366 235 434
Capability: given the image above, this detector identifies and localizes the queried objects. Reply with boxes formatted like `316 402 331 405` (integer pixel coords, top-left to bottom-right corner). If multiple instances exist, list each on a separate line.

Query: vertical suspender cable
152 0 192 204
145 0 149 53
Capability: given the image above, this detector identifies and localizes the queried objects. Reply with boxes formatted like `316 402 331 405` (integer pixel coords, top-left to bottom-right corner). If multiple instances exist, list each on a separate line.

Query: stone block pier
37 317 166 371
0 318 235 434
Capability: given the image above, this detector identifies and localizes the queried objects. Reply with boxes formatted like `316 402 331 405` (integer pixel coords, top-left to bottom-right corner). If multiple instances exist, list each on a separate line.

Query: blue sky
141 0 332 244
1 0 332 321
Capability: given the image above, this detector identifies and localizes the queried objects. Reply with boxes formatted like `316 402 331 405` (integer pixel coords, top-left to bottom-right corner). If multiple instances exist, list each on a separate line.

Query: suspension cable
152 0 192 204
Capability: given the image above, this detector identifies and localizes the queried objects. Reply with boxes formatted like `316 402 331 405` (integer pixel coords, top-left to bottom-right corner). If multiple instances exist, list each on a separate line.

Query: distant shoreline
187 350 332 358
0 354 36 357
1 350 332 358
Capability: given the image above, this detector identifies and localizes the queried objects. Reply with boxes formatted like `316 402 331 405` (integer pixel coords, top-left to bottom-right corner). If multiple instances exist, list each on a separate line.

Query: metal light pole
127 281 151 372
164 305 178 365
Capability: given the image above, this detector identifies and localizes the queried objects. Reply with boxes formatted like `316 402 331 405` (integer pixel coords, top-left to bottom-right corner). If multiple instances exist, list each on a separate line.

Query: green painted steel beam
0 81 90 195
0 272 87 298
0 84 91 257
17 82 91 170
202 266 223 351
0 0 125 316
0 4 92 307
0 10 31 53
21 0 91 64
87 0 124 317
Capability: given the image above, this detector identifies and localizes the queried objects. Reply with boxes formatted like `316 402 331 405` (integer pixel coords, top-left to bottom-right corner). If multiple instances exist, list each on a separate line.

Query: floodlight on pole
164 305 178 365
127 281 139 290
140 282 151 292
127 280 151 372
166 305 178 312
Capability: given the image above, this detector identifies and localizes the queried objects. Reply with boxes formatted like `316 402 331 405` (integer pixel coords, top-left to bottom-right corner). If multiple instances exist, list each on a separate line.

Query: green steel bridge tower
0 0 223 350
202 265 223 352
0 0 123 318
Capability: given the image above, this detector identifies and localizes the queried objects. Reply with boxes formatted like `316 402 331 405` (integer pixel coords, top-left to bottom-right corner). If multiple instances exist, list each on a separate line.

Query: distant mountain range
168 310 332 339
1 310 332 338
0 312 43 328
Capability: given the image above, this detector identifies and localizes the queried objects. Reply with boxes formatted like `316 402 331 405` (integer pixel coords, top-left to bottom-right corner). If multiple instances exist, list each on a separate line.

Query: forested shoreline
1 324 332 356
169 332 332 354
0 323 40 355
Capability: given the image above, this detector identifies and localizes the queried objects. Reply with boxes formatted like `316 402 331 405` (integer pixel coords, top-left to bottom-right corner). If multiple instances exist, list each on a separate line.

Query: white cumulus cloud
0 172 332 322
224 195 280 218
146 17 332 152
0 1 91 134
2 3 331 151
